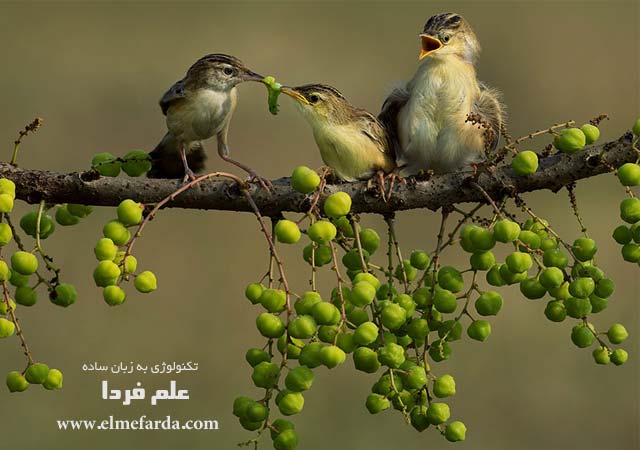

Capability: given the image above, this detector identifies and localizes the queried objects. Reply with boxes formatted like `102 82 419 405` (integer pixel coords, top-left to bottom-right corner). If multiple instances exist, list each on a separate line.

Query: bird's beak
281 87 310 105
419 34 443 60
242 69 264 82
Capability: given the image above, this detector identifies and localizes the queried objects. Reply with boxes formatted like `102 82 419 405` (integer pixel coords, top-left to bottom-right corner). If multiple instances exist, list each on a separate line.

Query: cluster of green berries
91 150 152 177
611 120 640 266
93 199 156 305
511 123 600 177
6 363 63 393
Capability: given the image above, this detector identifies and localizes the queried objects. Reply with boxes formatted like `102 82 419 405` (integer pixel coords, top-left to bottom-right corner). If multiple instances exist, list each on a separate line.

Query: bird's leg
217 132 272 193
367 170 388 202
180 143 197 182
383 170 406 202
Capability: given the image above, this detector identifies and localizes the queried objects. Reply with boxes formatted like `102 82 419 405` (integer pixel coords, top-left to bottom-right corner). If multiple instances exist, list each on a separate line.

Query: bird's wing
356 109 393 157
159 79 187 116
377 87 410 160
473 83 506 153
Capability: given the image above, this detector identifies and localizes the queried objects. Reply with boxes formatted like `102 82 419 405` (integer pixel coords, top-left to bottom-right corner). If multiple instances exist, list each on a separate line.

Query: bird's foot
246 170 274 194
370 170 405 202
182 168 197 184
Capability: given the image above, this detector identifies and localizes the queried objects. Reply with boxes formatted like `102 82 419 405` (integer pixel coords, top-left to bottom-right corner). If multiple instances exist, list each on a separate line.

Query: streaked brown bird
281 84 395 184
148 53 271 190
379 13 505 176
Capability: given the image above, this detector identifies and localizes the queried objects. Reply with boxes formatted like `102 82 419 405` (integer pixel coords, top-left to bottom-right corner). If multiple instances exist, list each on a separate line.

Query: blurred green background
0 1 637 449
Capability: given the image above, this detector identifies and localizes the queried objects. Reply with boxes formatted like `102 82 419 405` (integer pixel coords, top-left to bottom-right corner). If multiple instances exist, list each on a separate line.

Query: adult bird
379 13 505 176
281 84 396 196
148 53 271 190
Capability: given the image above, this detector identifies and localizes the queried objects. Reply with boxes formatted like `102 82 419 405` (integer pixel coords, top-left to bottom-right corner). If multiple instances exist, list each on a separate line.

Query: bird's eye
309 94 319 104
441 34 451 44
223 67 234 76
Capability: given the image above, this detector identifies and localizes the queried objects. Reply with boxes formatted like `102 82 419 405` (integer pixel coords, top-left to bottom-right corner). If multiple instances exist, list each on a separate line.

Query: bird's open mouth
419 34 443 60
281 87 310 105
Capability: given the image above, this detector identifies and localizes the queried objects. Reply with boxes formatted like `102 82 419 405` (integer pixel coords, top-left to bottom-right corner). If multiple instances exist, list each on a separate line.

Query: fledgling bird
379 12 505 176
149 53 271 190
281 84 395 183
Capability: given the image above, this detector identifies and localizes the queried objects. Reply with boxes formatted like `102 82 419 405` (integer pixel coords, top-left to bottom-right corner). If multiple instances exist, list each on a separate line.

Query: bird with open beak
379 13 505 176
148 53 271 191
281 84 396 189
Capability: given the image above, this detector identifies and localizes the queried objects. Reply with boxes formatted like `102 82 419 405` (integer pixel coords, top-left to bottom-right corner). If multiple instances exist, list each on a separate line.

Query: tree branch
1 132 635 215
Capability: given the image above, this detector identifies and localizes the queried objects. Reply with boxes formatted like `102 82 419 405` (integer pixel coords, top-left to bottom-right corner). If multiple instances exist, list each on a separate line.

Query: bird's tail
147 133 207 179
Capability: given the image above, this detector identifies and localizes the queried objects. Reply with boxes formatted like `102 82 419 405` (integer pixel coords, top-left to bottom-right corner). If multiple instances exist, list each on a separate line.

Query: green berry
621 243 640 262
320 345 346 369
244 282 264 305
93 261 121 287
617 163 640 186
55 205 80 226
410 250 430 270
352 347 380 373
0 223 11 246
553 128 586 154
572 237 597 261
467 320 491 341
270 419 295 440
134 271 157 293
445 421 467 442
565 296 592 318
15 286 37 306
499 264 527 285
354 321 379 346
103 220 131 246
571 324 595 348
19 212 55 239
470 250 495 271
353 272 380 289
633 118 640 136
121 150 152 177
252 361 280 389
580 124 599 144
245 348 270 368
359 228 380 254
594 278 615 299
0 317 15 338
544 300 566 322
426 402 450 425
275 220 301 244
299 342 323 368
520 278 546 299
620 198 640 224
433 374 456 398
569 277 595 298
406 318 429 341
403 365 427 389
493 219 521 243
486 264 506 287
67 204 94 218
285 366 314 392
342 249 369 270
256 313 285 339
25 363 49 384
323 192 351 218
0 261 10 281
311 302 340 325
348 281 374 307
94 238 118 261
592 347 610 365
0 298 15 315
437 266 464 293
103 286 126 306
232 395 253 417
288 315 317 339
117 199 143 226
0 194 14 213
506 251 532 273
469 227 496 251
431 288 456 314
512 150 539 176
259 288 286 313
6 371 29 392
0 179 16 198
273 429 299 450
410 406 430 431
543 249 569 269
291 166 320 194
307 220 337 244
294 291 321 315
475 291 503 316
51 283 77 307
365 393 390 414
607 324 628 344
377 342 405 368
11 251 38 275
43 368 63 390
302 243 332 266
539 267 565 289
610 349 628 366
381 303 406 330
92 152 121 176
239 417 262 431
